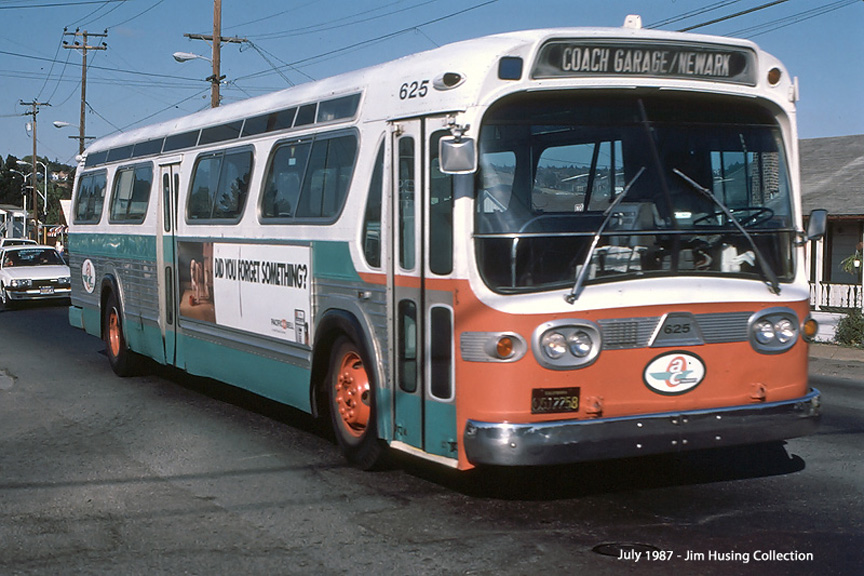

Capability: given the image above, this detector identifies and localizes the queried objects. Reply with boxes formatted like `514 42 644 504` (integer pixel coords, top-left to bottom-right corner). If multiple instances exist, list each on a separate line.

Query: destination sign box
533 40 757 86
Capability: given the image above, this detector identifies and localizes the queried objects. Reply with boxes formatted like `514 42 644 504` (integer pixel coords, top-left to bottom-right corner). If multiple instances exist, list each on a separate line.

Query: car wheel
327 336 385 470
103 291 139 376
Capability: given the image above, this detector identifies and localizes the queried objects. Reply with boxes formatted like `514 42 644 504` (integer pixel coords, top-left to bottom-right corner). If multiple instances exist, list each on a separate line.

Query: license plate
531 387 580 414
40 286 55 295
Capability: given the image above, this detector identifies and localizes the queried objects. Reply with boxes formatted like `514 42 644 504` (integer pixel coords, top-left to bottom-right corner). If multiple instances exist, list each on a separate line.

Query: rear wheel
103 291 138 376
327 336 384 469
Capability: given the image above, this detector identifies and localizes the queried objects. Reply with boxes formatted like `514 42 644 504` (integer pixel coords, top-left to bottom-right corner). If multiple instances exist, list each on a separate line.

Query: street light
17 160 48 217
8 169 29 212
54 120 94 154
173 51 211 63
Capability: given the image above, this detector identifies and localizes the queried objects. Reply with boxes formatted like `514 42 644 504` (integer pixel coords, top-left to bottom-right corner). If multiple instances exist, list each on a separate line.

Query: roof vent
623 14 642 29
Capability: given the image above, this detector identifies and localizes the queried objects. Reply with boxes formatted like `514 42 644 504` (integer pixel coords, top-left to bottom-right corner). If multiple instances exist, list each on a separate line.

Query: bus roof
81 25 770 163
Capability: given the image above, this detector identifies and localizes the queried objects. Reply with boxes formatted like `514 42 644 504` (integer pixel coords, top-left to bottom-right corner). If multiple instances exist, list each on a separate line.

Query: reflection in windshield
3 248 65 267
475 93 795 294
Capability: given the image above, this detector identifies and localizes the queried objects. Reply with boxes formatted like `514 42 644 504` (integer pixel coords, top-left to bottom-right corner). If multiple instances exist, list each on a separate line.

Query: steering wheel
693 206 774 227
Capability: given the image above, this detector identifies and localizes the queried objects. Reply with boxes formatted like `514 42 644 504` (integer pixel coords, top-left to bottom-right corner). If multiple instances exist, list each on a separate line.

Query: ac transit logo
643 351 706 395
81 259 96 294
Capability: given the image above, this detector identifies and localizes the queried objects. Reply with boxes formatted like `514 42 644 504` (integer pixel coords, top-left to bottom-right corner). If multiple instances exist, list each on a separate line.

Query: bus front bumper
463 388 821 467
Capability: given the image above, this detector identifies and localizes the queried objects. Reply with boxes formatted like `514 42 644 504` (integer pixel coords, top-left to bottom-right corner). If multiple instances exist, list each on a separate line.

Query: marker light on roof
767 67 782 86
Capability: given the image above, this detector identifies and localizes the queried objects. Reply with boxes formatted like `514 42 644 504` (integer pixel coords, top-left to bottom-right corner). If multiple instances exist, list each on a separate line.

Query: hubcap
334 351 371 438
108 309 122 358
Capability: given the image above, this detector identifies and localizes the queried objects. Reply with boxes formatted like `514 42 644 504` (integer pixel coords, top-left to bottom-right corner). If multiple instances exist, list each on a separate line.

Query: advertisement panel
178 241 311 345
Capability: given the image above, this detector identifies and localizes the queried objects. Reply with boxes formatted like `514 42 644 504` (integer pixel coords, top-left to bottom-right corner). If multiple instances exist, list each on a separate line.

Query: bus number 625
399 80 429 100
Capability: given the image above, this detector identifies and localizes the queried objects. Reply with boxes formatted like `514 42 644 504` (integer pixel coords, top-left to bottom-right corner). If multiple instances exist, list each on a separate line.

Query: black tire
103 291 139 376
327 336 385 470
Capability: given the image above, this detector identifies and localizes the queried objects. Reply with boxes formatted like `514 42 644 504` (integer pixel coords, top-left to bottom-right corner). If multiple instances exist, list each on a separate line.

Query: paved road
1 304 862 575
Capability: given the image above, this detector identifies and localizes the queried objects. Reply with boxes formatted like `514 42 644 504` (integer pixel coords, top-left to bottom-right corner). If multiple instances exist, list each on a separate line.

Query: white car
0 245 71 308
0 238 37 249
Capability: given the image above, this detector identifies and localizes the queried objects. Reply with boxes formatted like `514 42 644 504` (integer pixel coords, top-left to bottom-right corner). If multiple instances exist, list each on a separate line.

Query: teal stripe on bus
313 241 361 282
70 232 157 260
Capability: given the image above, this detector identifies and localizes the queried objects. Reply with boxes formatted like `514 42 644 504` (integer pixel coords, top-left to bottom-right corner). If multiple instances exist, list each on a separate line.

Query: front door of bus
391 119 457 461
157 160 180 366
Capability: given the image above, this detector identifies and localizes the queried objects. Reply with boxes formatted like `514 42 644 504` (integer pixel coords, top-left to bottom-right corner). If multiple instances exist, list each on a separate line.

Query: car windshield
3 248 65 267
475 92 795 294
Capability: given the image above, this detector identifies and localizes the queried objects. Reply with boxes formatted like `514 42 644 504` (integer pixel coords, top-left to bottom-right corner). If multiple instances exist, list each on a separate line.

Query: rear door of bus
157 159 180 366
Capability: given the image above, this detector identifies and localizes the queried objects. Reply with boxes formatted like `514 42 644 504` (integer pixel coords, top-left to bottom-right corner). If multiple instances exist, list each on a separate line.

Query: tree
0 155 25 207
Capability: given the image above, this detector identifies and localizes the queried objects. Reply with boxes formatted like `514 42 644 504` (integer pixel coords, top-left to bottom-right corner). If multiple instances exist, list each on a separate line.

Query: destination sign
533 40 757 86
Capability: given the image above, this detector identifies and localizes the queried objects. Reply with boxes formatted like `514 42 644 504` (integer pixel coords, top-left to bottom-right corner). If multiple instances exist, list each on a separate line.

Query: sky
1 0 863 165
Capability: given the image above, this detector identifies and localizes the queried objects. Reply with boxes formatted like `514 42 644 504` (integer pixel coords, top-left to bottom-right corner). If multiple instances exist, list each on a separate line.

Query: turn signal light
802 317 819 342
496 336 515 359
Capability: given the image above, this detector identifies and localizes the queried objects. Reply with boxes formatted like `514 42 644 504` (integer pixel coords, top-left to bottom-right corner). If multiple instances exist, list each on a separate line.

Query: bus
68 16 827 471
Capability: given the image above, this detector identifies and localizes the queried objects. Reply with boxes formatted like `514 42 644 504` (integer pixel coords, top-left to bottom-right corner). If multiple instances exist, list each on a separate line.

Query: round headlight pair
754 318 796 345
541 330 593 359
749 308 799 353
533 321 601 370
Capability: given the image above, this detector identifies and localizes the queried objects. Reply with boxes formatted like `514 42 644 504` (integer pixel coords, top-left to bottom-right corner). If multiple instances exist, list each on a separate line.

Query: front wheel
327 336 385 470
103 291 139 376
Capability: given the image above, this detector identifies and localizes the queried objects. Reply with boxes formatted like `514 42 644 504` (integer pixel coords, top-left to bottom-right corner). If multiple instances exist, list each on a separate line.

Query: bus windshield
475 93 795 294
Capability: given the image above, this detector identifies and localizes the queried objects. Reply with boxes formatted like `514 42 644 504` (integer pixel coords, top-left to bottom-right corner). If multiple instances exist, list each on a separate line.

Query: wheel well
309 311 372 419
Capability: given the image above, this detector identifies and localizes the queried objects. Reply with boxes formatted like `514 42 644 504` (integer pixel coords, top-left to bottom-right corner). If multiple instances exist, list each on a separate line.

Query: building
802 135 864 314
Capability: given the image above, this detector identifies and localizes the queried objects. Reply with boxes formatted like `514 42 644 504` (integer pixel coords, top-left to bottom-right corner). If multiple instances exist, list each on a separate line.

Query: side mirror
439 137 477 174
806 209 827 241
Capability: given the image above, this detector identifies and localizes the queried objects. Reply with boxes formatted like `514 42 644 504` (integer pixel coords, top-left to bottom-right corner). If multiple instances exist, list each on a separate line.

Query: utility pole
63 28 108 155
19 100 50 240
184 0 245 107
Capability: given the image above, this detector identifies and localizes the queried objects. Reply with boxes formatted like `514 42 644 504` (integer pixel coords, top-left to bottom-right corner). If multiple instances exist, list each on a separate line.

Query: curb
809 343 864 364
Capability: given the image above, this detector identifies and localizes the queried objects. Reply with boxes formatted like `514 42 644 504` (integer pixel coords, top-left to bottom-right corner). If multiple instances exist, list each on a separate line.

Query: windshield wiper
566 166 646 304
672 168 780 295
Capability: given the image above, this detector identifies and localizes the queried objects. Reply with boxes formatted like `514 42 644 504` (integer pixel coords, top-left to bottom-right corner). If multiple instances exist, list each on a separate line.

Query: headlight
775 318 796 344
541 332 567 359
749 308 799 354
567 330 593 358
533 320 601 370
58 276 71 285
10 279 32 288
754 320 776 344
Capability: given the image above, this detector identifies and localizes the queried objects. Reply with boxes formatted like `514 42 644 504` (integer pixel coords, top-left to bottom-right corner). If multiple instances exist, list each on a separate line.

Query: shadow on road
121 354 809 502
407 441 807 500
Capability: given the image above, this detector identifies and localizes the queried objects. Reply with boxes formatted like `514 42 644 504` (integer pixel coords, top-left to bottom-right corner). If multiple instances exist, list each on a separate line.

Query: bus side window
261 140 312 219
362 141 385 268
213 150 253 219
295 134 357 219
109 163 153 224
73 170 108 224
188 148 253 221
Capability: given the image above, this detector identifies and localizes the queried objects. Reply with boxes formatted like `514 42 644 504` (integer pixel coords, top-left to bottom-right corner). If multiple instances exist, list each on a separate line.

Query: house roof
800 134 864 216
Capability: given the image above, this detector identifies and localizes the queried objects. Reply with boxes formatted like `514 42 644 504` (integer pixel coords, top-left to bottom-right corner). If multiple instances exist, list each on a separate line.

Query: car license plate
40 286 55 295
531 387 580 414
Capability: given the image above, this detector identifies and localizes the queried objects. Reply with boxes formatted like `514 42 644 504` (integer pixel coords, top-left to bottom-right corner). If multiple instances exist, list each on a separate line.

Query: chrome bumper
463 388 821 466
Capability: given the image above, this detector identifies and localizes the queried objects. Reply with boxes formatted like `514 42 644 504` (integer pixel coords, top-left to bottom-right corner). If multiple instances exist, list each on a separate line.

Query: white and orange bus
68 17 827 470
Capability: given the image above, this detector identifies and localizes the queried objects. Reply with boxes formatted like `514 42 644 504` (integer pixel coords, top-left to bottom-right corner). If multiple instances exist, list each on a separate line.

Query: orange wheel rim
334 351 371 438
108 309 121 358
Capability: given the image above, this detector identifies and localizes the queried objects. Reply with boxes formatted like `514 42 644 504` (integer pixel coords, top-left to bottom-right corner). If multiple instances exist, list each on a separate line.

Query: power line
235 0 499 83
646 1 746 29
0 0 126 9
729 0 860 38
677 0 791 32
249 0 444 41
0 47 205 83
